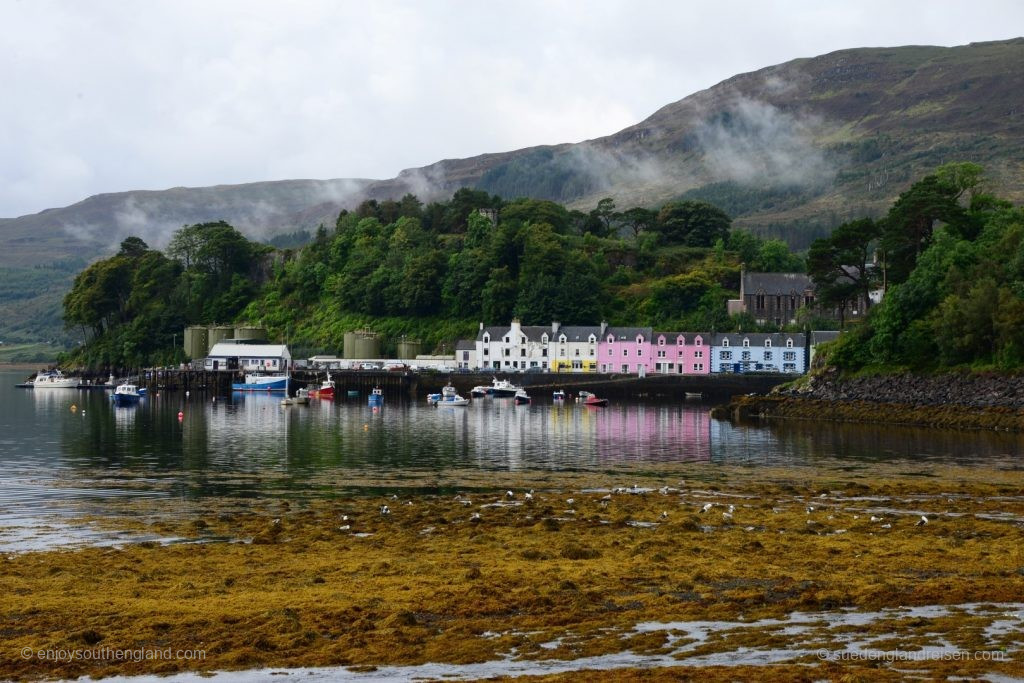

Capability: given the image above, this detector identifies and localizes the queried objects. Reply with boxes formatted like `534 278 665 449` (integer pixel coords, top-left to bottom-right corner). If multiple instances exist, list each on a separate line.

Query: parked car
359 362 379 370
384 362 408 372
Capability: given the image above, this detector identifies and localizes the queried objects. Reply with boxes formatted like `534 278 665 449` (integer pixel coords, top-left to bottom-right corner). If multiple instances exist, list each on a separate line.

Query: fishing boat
436 383 470 406
552 389 566 401
470 385 491 397
33 370 80 389
281 388 310 406
309 377 335 399
368 387 384 406
578 390 608 407
110 383 146 405
513 388 531 405
232 373 289 392
490 377 521 398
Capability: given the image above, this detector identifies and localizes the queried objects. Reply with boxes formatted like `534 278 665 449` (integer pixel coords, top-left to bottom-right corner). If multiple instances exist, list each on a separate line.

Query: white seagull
916 515 929 526
700 503 713 514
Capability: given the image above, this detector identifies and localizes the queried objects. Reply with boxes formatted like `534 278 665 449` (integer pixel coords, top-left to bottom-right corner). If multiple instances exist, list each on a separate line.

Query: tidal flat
2 462 1023 682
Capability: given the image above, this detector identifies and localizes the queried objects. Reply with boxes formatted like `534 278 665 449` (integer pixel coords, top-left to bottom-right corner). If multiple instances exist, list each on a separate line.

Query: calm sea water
1 368 1021 541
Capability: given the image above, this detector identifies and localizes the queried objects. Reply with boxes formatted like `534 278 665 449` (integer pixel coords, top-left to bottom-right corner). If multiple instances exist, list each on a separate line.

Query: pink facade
598 327 653 375
651 333 710 375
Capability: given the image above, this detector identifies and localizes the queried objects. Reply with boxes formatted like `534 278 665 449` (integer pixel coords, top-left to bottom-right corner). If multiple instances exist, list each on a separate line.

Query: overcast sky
1 0 1022 218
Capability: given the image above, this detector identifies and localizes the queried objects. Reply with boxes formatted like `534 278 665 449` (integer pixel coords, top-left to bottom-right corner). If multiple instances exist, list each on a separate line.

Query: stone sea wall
712 370 1024 431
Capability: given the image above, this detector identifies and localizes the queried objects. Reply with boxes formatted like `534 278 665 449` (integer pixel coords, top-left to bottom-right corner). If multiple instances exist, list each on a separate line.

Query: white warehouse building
204 342 291 371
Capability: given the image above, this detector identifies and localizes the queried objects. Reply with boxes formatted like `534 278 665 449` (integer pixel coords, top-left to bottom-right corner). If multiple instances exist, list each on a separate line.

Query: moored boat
33 370 80 389
490 377 521 398
310 377 335 399
232 373 289 392
470 385 491 397
553 389 566 401
368 387 384 406
437 383 470 406
578 390 608 407
513 388 531 405
281 388 310 405
111 383 146 405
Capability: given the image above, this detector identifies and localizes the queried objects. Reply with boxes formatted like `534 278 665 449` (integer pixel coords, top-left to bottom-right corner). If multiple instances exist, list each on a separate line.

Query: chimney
479 321 484 331
551 321 560 335
600 320 608 337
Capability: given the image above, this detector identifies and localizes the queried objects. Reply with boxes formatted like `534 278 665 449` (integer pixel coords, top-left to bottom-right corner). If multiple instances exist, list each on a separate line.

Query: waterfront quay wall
133 368 791 401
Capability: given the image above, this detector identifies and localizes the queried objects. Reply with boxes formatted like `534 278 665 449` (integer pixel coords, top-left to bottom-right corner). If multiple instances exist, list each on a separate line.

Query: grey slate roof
604 326 654 341
743 272 813 294
810 330 841 345
555 326 602 342
476 326 509 342
710 333 806 347
455 340 476 351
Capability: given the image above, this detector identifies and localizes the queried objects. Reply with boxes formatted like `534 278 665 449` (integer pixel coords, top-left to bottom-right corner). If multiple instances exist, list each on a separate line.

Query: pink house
598 327 654 375
652 332 710 375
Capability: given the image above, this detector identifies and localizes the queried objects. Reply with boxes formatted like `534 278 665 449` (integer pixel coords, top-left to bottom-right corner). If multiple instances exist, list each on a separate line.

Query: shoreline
711 395 1024 432
2 465 1022 681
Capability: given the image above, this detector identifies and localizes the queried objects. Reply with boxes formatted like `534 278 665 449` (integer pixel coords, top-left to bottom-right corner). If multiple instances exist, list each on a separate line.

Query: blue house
709 333 806 374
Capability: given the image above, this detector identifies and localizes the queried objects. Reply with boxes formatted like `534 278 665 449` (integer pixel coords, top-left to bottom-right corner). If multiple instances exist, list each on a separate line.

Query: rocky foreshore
712 369 1024 431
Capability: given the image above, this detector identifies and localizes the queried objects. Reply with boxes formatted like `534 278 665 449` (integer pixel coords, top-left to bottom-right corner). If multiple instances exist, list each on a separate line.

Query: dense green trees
824 165 1024 371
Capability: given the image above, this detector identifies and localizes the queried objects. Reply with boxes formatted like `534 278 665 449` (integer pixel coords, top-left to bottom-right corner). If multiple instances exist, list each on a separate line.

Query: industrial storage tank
183 326 209 360
396 339 422 359
207 325 234 354
352 332 381 360
233 325 267 342
342 331 358 359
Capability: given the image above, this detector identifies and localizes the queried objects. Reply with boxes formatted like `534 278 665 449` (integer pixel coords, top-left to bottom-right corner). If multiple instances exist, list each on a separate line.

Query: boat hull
111 393 141 405
584 398 608 407
232 375 289 392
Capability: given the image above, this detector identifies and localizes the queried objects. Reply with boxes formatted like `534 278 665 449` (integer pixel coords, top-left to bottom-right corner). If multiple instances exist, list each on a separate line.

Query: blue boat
111 383 146 405
232 373 289 392
368 387 384 406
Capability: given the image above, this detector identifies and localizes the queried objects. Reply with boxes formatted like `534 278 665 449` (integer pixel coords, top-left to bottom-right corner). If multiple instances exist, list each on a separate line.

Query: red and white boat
309 378 335 399
579 390 608 407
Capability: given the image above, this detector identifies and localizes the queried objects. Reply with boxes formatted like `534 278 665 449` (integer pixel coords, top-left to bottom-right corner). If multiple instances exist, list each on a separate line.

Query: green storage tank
396 339 422 359
353 332 381 360
234 325 267 342
207 325 234 354
183 326 209 360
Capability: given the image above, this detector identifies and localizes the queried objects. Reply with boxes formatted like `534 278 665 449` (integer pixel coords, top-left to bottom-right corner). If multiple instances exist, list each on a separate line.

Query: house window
667 363 674 370
637 348 643 357
462 351 469 361
623 349 628 357
805 295 814 307
575 349 580 357
621 364 629 373
520 348 526 357
695 350 703 358
720 351 732 360
677 337 684 346
504 349 510 357
658 337 665 346
693 363 703 372
636 336 644 344
657 350 666 358
786 338 794 348
722 339 730 348
542 334 548 343
783 363 796 372
790 296 796 310
764 351 773 361
559 335 567 343
695 338 702 346
560 348 566 357
483 334 489 344
678 350 683 357
776 295 781 309
765 339 772 348
742 338 750 348
483 348 489 356
783 351 796 361
542 348 548 357
504 336 509 343
741 351 750 361
756 294 765 309
589 346 595 356
607 335 614 343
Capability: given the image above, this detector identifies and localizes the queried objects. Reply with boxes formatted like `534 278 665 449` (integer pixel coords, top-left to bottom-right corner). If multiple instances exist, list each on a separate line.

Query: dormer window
636 335 644 344
588 335 596 343
765 339 772 348
542 334 548 343
607 335 614 343
742 338 750 348
786 338 794 348
722 339 730 348
483 334 490 344
695 337 702 346
677 337 684 346
559 335 567 343
658 337 665 346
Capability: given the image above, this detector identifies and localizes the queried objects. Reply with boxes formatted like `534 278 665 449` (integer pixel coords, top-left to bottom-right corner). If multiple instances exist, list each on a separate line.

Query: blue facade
709 333 807 374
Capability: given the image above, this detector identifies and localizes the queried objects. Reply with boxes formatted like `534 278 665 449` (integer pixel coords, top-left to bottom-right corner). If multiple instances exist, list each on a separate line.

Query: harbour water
1 368 1022 551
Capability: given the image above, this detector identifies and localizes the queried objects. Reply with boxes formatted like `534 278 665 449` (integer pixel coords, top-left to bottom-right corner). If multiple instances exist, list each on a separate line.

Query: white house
475 319 550 371
205 343 291 371
548 323 603 372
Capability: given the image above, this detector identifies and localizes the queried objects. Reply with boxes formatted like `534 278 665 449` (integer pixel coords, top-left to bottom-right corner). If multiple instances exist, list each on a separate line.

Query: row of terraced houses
454 320 838 375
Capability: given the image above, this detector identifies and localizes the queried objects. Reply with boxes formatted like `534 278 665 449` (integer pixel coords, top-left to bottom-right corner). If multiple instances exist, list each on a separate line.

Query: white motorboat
33 370 80 388
111 383 146 405
432 383 470 406
281 388 310 405
490 377 521 398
